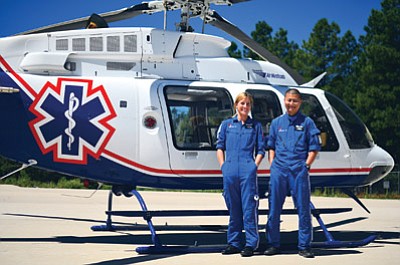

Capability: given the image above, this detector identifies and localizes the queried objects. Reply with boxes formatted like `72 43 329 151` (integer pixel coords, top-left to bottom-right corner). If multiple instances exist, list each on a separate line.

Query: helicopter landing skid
91 189 224 253
91 189 162 248
310 202 377 248
91 190 377 254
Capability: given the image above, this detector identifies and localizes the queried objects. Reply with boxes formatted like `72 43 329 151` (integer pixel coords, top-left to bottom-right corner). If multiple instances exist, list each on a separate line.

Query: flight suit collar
232 115 253 125
286 111 302 124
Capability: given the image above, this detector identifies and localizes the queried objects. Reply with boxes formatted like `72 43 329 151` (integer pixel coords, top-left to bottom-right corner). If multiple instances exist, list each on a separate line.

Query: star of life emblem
29 78 116 164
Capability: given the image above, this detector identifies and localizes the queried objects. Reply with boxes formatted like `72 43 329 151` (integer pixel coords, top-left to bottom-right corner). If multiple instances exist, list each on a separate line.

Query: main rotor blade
17 3 151 35
206 10 304 84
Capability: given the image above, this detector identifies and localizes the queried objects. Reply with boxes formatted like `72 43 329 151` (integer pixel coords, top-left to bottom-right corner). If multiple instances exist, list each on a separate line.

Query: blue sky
1 0 382 45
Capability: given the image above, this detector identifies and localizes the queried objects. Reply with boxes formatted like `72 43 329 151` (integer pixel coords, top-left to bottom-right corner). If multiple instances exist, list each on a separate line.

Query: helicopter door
300 93 352 176
323 92 375 172
159 84 233 176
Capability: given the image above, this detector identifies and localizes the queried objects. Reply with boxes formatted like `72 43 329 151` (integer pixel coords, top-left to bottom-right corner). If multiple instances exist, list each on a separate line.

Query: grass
0 170 105 190
1 174 399 199
312 187 400 200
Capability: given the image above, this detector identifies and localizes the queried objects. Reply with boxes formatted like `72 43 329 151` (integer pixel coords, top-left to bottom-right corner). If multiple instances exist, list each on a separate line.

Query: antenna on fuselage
0 159 37 180
62 182 104 199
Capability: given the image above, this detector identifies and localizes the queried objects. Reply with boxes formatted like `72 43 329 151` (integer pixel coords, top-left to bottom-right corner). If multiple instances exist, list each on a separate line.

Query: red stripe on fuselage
0 55 38 98
103 149 371 176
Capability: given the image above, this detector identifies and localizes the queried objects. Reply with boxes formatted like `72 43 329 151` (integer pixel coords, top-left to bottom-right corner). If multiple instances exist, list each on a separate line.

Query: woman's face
236 97 251 117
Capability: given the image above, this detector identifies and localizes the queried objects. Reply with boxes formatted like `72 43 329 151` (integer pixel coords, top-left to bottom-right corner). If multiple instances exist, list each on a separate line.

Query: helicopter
0 0 395 254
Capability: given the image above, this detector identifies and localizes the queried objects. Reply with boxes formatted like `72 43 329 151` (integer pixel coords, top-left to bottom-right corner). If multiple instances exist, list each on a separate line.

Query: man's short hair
285 88 302 99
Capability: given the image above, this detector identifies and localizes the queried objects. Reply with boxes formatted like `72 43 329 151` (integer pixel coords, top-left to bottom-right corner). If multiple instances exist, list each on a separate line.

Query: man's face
284 93 302 116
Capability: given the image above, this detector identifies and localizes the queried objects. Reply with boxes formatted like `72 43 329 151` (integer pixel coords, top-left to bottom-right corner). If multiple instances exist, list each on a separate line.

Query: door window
246 89 282 136
301 94 339 151
164 86 233 150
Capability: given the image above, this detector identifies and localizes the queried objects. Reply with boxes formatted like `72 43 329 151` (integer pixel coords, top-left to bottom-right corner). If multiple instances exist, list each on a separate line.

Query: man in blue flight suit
264 88 321 258
216 92 265 257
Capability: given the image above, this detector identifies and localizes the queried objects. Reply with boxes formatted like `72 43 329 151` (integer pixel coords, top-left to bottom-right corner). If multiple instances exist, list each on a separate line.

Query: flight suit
266 112 320 250
216 116 265 250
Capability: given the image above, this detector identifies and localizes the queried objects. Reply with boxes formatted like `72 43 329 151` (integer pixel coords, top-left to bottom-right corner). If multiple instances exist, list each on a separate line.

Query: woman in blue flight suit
264 88 321 258
216 92 265 257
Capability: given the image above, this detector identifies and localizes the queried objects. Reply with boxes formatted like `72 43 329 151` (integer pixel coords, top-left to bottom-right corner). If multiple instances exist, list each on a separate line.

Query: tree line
229 0 399 163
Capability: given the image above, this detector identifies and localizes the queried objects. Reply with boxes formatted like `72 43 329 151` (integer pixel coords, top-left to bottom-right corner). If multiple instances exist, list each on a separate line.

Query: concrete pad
0 185 399 265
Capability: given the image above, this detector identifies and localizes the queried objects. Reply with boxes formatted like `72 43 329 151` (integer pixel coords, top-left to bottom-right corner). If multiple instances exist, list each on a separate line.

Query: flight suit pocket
226 130 239 150
242 159 257 175
294 129 307 152
241 129 255 150
221 160 234 178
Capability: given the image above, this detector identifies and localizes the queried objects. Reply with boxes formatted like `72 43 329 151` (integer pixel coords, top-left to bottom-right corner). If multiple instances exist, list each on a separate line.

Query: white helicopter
0 0 394 254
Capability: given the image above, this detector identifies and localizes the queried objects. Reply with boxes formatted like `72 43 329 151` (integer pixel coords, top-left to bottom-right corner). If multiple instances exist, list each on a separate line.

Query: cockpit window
164 86 233 150
301 94 339 151
325 92 374 149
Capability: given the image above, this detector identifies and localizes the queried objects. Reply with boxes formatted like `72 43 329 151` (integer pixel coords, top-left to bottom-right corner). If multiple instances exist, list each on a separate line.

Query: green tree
270 28 299 68
291 18 362 113
244 21 299 70
325 30 361 100
244 20 273 59
293 18 341 83
352 0 400 162
227 41 242 58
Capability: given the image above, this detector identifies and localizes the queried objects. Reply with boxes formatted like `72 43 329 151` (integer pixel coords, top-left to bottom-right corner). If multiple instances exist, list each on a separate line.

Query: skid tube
310 202 377 248
91 190 376 254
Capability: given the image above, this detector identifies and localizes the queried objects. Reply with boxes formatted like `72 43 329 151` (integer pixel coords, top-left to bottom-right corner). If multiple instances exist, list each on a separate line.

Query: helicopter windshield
300 94 340 151
325 92 374 149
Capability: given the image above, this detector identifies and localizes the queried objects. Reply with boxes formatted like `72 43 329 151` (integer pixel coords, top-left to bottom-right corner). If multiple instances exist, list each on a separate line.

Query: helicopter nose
367 146 395 185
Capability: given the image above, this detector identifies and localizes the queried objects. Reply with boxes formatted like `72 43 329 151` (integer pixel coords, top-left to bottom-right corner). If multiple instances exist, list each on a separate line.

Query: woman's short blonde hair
234 91 254 110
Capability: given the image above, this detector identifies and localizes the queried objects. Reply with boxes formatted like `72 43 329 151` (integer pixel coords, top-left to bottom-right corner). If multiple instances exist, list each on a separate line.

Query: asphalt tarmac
0 185 399 265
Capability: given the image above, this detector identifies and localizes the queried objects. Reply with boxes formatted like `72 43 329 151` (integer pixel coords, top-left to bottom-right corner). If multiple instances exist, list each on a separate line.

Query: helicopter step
90 189 376 254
